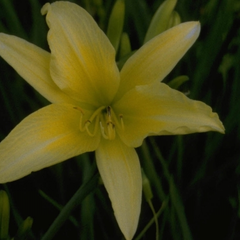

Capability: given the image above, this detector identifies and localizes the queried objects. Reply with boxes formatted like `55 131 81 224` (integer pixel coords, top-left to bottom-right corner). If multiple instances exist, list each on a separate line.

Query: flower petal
114 21 200 101
95 138 142 240
42 2 120 107
0 104 100 183
114 83 225 147
0 33 75 104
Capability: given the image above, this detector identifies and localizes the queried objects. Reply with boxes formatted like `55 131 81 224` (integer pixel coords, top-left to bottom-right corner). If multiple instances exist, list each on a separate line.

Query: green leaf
170 177 193 240
14 217 33 240
144 0 177 43
107 0 125 52
168 75 189 89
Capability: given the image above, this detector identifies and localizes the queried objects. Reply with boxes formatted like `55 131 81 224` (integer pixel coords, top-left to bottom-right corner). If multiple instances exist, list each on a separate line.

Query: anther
73 106 84 115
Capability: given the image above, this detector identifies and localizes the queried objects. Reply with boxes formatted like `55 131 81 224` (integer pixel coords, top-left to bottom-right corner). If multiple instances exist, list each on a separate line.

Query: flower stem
147 200 159 240
41 173 99 240
134 199 168 240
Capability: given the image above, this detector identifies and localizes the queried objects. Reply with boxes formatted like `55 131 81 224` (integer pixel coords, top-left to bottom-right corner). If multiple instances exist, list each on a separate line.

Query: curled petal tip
41 2 50 15
216 121 225 134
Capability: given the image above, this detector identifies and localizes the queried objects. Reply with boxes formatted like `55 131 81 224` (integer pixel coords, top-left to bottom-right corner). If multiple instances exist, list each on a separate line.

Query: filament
74 105 124 139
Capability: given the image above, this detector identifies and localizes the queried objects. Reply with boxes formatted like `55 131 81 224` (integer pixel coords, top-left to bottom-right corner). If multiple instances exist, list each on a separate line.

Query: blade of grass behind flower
139 141 167 201
39 190 79 227
191 0 235 99
149 137 192 239
224 29 240 137
29 0 47 47
170 176 193 240
0 0 27 38
134 200 168 240
126 0 151 46
41 173 99 240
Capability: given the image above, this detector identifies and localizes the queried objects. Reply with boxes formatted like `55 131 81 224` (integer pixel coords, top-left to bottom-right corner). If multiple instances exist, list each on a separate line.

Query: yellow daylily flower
0 2 224 240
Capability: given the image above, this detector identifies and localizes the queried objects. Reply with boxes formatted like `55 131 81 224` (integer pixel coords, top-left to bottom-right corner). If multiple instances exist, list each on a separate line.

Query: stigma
74 106 124 140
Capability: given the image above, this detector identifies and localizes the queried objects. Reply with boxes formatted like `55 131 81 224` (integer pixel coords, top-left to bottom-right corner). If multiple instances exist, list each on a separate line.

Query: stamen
119 114 125 130
75 106 106 137
105 106 115 140
73 106 85 131
79 114 84 131
107 121 115 140
73 106 84 114
100 121 109 139
107 106 111 117
86 115 100 137
89 106 106 122
99 107 115 140
108 110 124 131
74 105 124 139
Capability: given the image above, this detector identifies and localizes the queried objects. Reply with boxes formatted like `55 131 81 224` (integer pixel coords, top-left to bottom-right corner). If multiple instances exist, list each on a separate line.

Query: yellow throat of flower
74 106 124 140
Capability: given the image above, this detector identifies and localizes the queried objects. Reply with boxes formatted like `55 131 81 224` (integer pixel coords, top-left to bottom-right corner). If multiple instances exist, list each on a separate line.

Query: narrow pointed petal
0 104 100 183
96 138 142 240
0 33 75 104
115 22 200 101
42 2 120 107
114 83 224 147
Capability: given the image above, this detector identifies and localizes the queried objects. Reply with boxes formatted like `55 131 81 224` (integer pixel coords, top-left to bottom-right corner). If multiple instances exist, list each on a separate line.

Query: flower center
74 106 124 140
